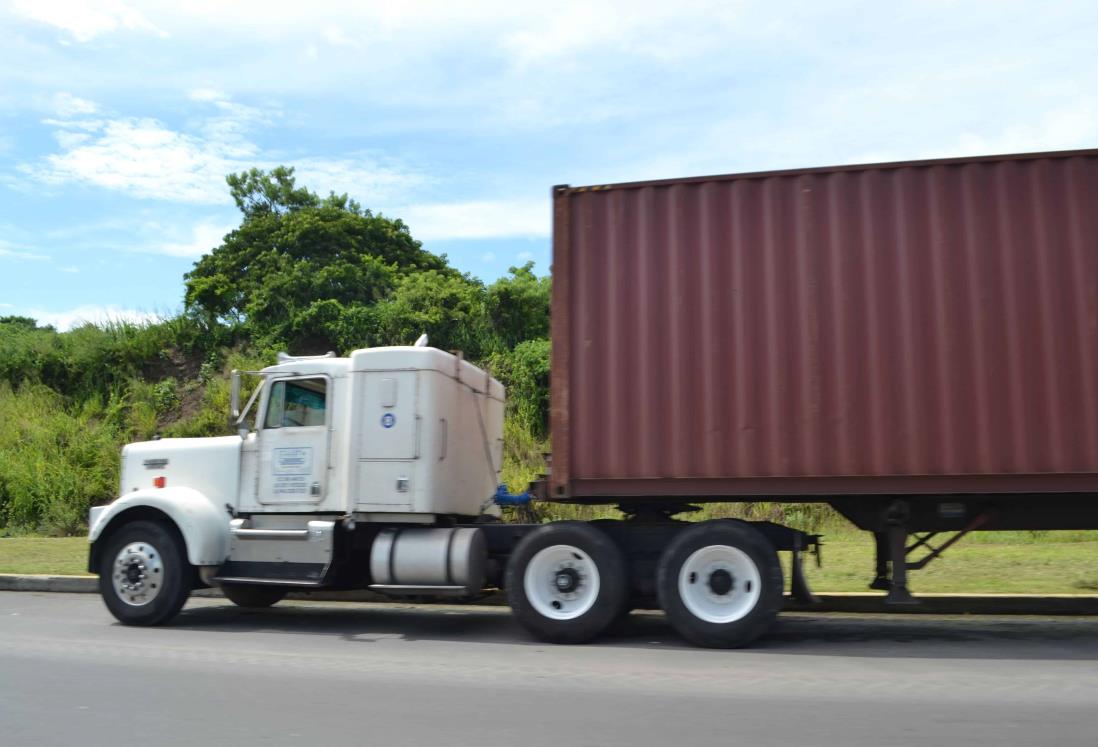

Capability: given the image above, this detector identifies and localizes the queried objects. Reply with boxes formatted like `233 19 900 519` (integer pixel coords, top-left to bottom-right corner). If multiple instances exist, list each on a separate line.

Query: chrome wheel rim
111 542 164 607
523 544 601 621
677 544 761 624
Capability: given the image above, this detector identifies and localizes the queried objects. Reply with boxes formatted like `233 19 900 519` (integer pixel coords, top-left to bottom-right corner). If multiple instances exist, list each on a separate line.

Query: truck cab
88 344 505 623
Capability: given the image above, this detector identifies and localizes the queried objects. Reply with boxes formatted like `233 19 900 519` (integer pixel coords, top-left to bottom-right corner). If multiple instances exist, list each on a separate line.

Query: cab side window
264 378 327 428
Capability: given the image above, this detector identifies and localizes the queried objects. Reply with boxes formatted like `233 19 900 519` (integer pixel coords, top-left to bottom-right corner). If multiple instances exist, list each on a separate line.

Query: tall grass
0 311 273 534
0 384 121 535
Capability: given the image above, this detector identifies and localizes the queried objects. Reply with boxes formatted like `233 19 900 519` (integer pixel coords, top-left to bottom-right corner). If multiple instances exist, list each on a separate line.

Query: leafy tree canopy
226 166 340 218
486 261 550 349
0 316 45 330
372 270 492 359
184 165 551 364
185 167 452 352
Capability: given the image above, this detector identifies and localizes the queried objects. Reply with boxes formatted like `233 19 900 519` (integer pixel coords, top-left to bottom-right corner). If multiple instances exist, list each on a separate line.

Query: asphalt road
2 593 1097 747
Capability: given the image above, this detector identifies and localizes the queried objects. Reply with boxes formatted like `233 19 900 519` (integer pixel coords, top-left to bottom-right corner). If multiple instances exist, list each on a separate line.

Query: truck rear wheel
98 520 191 626
505 522 628 644
656 520 783 648
220 583 287 608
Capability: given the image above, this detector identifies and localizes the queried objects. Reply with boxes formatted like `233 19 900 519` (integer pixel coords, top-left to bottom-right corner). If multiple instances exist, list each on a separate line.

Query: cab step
220 518 336 586
213 560 328 586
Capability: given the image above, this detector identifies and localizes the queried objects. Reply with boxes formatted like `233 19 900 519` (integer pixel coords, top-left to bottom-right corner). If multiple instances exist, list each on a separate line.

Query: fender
89 487 231 567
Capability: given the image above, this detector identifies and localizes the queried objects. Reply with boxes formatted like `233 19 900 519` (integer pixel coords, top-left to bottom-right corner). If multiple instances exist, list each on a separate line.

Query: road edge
3 574 1098 614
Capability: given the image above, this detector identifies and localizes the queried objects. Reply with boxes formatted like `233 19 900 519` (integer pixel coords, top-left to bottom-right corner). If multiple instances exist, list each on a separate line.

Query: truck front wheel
98 520 191 626
656 520 783 648
505 522 628 644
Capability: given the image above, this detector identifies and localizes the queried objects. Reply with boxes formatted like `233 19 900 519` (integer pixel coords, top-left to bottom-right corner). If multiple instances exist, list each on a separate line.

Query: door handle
310 482 321 497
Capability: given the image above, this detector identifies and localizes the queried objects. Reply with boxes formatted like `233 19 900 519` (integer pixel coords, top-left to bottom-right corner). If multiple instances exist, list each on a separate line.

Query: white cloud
501 2 730 69
24 115 244 202
933 103 1098 160
188 88 229 103
322 26 355 47
516 251 534 261
0 241 50 261
398 199 548 241
0 303 13 309
23 94 422 208
292 157 423 205
156 219 234 258
53 92 97 117
58 265 80 273
480 252 496 263
53 130 92 149
12 0 167 42
26 304 161 331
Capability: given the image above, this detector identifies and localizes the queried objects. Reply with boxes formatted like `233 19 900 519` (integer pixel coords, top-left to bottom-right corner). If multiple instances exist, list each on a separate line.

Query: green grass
798 532 1098 594
2 532 1096 594
0 537 90 575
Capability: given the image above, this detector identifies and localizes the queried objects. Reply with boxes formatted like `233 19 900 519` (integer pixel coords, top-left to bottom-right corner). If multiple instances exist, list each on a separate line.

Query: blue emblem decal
381 413 396 429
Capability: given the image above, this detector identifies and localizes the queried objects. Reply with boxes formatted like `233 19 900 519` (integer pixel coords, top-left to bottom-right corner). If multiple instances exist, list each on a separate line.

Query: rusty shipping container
549 149 1098 517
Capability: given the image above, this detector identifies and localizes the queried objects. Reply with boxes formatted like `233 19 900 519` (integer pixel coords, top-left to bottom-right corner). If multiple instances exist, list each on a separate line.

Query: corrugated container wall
549 150 1098 501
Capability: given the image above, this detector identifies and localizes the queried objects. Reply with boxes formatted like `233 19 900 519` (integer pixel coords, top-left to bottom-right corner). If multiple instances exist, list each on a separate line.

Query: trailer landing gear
869 501 993 605
885 522 917 606
790 539 819 605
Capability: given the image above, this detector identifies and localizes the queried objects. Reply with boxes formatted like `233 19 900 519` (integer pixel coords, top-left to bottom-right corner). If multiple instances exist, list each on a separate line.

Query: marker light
153 476 166 489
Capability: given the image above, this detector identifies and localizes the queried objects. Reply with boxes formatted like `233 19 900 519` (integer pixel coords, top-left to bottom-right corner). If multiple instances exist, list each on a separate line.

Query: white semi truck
88 151 1098 646
89 341 818 648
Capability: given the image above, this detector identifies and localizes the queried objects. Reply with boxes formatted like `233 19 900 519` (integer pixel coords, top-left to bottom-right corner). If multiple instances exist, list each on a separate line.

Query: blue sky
1 1 1096 329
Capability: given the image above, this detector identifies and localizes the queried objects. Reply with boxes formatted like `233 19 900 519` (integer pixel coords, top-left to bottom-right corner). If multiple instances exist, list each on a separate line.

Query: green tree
486 262 550 349
372 270 494 358
225 166 321 218
0 316 43 330
184 167 450 353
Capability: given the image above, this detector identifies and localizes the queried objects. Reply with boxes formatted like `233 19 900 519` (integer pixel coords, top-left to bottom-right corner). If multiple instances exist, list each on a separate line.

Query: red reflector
153 476 166 489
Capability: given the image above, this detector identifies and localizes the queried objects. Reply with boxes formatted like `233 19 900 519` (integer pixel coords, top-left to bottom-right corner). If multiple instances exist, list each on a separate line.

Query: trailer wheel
506 521 628 644
98 520 191 626
656 520 783 648
220 583 287 608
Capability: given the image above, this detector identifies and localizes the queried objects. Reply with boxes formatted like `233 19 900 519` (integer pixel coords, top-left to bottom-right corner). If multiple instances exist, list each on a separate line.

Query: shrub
485 338 550 438
152 378 179 415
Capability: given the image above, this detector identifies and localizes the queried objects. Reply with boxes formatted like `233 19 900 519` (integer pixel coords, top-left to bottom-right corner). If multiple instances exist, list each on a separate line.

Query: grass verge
2 532 1096 594
0 537 89 576
798 533 1098 594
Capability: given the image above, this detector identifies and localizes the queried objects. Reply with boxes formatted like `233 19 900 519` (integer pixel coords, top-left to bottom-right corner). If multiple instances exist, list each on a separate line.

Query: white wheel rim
677 545 762 624
523 544 601 621
111 541 165 607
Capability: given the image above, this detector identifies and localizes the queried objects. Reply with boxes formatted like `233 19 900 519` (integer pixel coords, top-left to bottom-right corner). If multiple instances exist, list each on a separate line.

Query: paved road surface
2 592 1096 746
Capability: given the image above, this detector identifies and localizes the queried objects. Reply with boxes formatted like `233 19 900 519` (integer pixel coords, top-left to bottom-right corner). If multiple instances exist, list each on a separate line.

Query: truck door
257 376 330 505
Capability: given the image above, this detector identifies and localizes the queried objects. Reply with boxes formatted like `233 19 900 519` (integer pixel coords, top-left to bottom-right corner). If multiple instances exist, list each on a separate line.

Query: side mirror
229 369 241 428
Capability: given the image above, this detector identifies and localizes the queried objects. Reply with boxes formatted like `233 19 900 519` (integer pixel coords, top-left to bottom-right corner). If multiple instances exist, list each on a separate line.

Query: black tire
220 584 288 608
505 521 628 644
656 520 783 648
98 520 191 626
